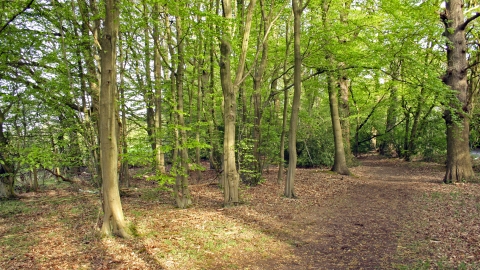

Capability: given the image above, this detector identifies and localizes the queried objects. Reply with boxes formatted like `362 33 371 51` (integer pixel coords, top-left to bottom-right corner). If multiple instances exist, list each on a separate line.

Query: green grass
0 200 34 218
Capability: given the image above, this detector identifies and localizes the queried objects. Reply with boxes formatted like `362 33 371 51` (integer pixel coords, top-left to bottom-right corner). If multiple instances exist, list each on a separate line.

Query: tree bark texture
219 0 256 206
0 109 14 199
285 0 303 198
441 0 475 183
99 0 129 238
338 73 353 165
153 3 165 174
174 14 191 209
328 73 350 175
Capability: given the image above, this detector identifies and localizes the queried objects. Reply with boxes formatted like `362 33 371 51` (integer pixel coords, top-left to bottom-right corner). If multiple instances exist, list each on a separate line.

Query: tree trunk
278 81 289 185
173 14 191 209
380 87 398 157
338 72 353 165
285 0 304 198
153 2 165 174
0 164 14 199
441 0 476 183
219 0 256 206
251 4 271 184
328 73 350 175
99 0 129 238
0 109 14 199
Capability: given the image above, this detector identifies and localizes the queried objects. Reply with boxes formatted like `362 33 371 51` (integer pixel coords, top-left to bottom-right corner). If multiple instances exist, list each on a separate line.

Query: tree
285 0 307 198
173 11 191 209
219 0 256 206
0 104 15 198
99 0 130 238
440 0 479 183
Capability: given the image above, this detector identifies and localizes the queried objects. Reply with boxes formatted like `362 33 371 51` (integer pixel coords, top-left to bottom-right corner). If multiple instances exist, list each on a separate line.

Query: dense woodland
1 0 480 238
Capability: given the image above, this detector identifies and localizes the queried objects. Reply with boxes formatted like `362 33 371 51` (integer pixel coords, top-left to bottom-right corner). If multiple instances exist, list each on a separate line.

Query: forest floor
1 154 480 269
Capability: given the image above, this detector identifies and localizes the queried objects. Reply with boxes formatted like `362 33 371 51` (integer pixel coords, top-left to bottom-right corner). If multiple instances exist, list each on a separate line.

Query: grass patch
0 200 34 218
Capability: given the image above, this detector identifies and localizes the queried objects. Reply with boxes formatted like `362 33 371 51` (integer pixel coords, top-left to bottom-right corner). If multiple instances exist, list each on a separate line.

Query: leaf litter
1 154 479 269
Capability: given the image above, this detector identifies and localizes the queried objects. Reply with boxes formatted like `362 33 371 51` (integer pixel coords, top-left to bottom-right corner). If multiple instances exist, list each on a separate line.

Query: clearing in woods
1 154 479 269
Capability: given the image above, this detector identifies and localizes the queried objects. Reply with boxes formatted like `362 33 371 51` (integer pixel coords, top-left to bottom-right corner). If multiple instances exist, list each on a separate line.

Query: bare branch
44 168 78 183
460 12 480 30
0 0 35 35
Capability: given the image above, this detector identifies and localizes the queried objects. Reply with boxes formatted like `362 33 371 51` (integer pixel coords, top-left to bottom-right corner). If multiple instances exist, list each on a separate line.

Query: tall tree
219 0 256 206
321 0 350 175
441 0 479 183
99 0 130 238
173 12 191 209
285 0 307 198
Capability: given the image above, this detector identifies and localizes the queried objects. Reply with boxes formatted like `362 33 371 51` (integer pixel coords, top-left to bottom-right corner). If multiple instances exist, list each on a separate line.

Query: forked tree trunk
219 0 255 206
99 0 129 238
441 0 476 183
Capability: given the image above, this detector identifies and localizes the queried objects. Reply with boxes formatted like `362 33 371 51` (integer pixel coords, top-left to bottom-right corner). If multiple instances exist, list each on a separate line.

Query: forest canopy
1 0 480 207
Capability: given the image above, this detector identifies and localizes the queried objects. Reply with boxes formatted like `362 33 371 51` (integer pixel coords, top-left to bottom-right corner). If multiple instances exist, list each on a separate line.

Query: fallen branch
44 168 78 183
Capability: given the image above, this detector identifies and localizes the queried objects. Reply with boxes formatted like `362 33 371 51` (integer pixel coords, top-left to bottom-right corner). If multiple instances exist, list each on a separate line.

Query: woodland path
260 155 446 269
3 155 478 270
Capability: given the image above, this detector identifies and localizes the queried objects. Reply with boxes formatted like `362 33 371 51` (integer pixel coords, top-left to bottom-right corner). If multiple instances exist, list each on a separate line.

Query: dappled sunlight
2 155 480 269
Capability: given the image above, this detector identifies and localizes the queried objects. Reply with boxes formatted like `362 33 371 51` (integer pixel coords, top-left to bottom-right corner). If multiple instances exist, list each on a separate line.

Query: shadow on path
276 155 445 269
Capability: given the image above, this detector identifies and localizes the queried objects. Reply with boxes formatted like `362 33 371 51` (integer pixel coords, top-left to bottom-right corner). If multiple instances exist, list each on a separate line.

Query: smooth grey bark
328 73 350 175
99 0 129 238
219 0 256 206
285 0 305 198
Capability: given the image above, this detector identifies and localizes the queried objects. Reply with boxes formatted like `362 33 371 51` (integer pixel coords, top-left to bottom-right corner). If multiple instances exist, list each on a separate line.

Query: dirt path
3 155 479 269
268 155 446 269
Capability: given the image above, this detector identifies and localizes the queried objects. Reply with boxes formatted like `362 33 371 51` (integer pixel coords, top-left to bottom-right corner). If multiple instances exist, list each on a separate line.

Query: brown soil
1 154 480 269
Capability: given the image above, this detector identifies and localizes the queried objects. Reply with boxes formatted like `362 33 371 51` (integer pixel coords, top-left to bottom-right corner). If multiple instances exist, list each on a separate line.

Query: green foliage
146 174 175 191
415 112 446 162
124 130 154 167
237 136 263 185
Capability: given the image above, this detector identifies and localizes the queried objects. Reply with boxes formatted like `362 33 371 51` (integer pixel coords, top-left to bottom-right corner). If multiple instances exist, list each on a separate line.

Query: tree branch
0 0 35 35
358 117 406 144
44 168 78 183
460 12 480 30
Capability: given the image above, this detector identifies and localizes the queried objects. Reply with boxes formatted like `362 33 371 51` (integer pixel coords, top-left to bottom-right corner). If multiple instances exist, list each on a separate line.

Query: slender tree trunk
327 73 350 175
380 87 398 156
119 79 129 187
285 0 304 198
77 0 101 184
32 168 38 192
402 104 410 159
405 90 424 161
441 0 476 182
153 3 165 174
173 14 191 209
252 4 271 183
278 85 289 185
338 73 353 165
277 19 291 185
99 0 129 238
